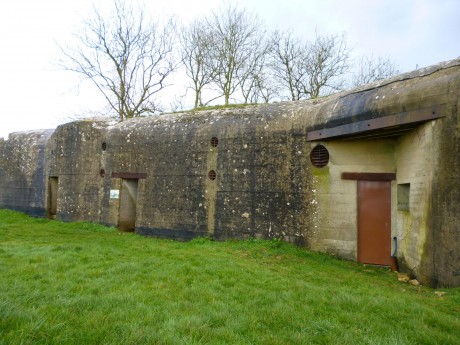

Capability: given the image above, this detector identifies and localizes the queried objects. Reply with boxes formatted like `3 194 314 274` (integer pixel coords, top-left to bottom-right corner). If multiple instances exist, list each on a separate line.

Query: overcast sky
0 0 458 139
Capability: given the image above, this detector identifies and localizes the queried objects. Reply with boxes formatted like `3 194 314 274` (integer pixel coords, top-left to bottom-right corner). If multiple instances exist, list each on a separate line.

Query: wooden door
357 180 392 266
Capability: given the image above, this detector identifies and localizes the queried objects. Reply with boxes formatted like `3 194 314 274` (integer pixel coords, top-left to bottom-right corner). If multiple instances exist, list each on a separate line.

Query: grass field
0 209 459 345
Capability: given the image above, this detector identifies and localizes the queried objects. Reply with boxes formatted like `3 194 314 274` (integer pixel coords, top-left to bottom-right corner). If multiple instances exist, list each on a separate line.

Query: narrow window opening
397 183 410 211
102 142 107 151
99 169 105 177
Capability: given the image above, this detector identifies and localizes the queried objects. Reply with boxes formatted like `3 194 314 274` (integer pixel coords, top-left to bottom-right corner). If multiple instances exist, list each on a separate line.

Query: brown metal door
118 179 138 232
357 180 392 266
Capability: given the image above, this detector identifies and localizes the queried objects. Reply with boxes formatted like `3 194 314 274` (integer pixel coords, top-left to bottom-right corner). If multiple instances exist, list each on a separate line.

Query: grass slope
0 209 459 344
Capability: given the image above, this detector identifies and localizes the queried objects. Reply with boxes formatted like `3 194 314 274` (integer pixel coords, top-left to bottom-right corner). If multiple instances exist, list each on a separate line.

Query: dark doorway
357 180 392 266
47 177 59 220
118 179 138 232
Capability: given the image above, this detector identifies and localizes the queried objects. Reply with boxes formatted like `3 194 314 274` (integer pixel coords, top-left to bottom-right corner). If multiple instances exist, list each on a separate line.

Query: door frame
342 172 396 266
111 172 147 232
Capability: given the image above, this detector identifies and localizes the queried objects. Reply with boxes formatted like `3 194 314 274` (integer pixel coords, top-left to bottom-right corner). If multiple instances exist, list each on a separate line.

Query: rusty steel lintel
111 172 147 179
306 105 444 141
342 172 396 181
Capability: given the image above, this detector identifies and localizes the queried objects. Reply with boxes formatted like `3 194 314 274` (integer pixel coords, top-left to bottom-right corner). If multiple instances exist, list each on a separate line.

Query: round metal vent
310 145 329 168
208 170 217 180
210 137 219 147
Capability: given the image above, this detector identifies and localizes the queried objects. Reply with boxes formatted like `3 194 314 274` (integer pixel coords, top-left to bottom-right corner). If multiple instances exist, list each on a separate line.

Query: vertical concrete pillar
205 137 218 236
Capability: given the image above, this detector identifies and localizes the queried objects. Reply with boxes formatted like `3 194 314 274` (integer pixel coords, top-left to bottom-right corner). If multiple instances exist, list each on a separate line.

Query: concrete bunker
0 58 459 287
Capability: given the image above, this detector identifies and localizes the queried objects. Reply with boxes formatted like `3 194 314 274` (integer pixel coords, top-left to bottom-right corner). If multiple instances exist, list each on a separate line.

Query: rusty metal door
357 180 392 266
118 179 138 232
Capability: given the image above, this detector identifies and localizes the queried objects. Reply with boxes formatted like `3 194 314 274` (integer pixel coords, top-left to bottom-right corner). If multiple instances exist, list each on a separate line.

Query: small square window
397 183 410 211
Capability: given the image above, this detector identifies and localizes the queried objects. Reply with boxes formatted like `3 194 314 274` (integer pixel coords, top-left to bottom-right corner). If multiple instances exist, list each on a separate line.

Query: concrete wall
46 121 109 222
306 120 447 286
0 130 54 216
100 107 316 244
302 59 460 287
304 121 452 287
394 122 439 284
101 114 211 237
310 139 396 259
430 85 460 287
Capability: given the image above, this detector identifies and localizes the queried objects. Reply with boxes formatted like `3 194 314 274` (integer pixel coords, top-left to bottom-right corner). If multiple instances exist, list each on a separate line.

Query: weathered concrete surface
395 122 439 285
309 139 396 260
46 120 109 222
102 106 315 243
304 58 460 132
300 59 460 287
1 58 459 287
429 80 460 287
0 130 54 216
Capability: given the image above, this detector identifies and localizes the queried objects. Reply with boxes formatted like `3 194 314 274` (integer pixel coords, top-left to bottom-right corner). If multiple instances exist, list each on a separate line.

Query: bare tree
351 55 399 87
206 3 267 105
270 31 350 100
180 19 219 108
247 67 279 103
58 0 178 121
270 31 305 101
237 38 272 104
304 32 350 98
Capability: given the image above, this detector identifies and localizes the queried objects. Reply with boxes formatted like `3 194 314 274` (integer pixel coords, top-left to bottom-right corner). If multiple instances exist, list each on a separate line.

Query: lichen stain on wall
309 164 330 250
423 95 460 287
394 122 436 280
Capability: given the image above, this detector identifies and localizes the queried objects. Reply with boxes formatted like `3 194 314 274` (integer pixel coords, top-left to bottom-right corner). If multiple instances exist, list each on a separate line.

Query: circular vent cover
310 145 329 168
208 170 217 180
210 137 219 147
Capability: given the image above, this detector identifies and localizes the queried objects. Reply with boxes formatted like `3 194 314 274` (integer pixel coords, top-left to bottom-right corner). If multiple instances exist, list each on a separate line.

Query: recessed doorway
47 177 59 220
118 179 138 232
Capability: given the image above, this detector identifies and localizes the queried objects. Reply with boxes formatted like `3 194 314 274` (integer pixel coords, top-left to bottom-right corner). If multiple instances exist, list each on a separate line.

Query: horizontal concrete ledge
307 105 444 141
111 172 147 179
341 172 396 181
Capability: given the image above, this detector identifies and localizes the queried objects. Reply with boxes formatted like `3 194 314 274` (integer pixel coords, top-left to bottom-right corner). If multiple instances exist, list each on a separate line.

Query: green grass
191 103 259 111
166 103 260 114
0 209 459 345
